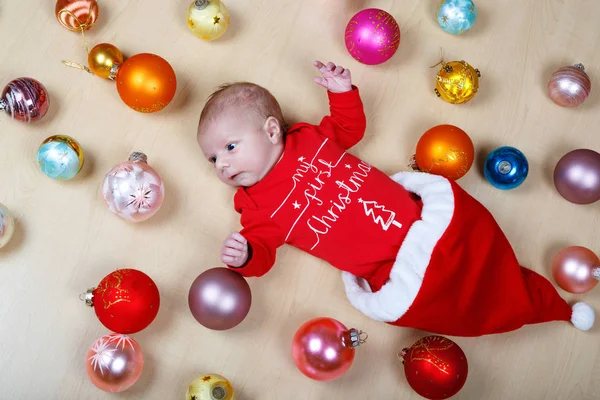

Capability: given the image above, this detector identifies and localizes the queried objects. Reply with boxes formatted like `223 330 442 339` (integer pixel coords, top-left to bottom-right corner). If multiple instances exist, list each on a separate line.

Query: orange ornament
411 124 474 180
116 53 177 113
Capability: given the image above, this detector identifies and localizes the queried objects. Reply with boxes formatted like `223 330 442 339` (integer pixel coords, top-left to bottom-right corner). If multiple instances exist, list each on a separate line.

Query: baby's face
198 109 282 187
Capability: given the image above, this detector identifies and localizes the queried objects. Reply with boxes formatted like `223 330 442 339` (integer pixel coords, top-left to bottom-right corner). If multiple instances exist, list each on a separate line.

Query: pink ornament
0 77 50 123
553 149 600 205
548 64 591 107
292 317 366 381
85 333 144 392
345 8 401 65
102 152 165 222
552 246 600 294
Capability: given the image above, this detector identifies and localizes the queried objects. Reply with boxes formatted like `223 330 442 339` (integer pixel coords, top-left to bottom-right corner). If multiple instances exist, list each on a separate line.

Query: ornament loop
129 152 148 164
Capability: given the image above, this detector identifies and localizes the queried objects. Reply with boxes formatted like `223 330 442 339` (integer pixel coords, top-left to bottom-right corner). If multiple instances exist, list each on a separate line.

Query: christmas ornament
548 64 591 107
116 53 177 113
63 46 177 113
102 152 165 222
484 146 529 190
186 373 236 400
0 77 50 123
410 124 474 180
437 0 477 35
553 149 600 204
55 0 99 32
292 317 366 381
85 333 144 393
0 203 15 249
82 268 160 334
187 0 231 41
434 60 480 104
345 8 401 65
36 135 84 181
88 43 124 80
552 246 600 294
188 268 252 331
398 335 468 400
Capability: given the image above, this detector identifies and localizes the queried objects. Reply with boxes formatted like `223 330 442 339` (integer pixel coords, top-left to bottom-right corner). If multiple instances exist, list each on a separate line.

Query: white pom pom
571 302 595 331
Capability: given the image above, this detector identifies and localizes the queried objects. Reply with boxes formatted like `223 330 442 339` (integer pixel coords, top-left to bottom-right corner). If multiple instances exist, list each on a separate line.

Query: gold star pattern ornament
434 60 481 104
185 374 236 400
187 0 230 41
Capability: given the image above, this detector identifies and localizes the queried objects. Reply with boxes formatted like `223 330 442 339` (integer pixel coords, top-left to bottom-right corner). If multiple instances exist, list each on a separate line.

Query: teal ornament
437 0 477 35
37 135 84 181
484 146 529 190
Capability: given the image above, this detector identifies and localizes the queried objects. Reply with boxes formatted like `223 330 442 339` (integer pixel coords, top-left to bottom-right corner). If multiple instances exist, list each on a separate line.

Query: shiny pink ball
552 246 600 294
345 8 401 65
548 64 591 107
85 333 144 393
102 152 164 222
292 317 362 381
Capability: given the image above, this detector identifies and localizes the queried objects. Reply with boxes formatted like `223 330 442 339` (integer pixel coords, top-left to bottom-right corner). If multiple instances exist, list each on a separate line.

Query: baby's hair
197 82 288 136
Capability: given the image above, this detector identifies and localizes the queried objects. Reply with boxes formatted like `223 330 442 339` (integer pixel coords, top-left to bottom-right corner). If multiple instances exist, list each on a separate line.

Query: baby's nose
216 158 229 170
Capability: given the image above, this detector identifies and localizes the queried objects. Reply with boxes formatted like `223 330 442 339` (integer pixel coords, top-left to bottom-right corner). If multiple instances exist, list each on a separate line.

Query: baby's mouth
229 173 240 180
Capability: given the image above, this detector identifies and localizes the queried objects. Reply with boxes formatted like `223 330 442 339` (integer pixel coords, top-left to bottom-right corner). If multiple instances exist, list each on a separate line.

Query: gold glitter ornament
187 0 231 41
434 60 481 104
185 374 236 400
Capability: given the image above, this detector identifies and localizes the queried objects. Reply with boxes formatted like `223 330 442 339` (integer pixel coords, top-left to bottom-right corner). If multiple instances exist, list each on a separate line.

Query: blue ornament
37 135 84 181
484 146 529 190
437 0 477 35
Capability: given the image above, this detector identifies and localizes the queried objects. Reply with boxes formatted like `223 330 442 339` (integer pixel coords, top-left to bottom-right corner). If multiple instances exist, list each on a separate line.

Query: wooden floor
1 0 599 399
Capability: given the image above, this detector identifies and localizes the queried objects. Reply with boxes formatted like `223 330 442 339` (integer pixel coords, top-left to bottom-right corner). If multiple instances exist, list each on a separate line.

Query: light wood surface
1 1 599 399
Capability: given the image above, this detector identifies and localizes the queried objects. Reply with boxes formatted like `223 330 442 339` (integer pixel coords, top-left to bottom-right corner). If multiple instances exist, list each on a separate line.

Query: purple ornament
0 78 50 123
553 149 600 204
345 8 401 65
188 267 252 330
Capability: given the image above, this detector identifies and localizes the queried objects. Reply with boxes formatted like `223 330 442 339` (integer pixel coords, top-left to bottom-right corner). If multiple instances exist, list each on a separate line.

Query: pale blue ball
37 136 84 181
437 0 477 35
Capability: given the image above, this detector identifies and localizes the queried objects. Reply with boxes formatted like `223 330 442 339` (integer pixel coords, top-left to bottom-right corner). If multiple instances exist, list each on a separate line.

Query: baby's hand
221 232 249 267
313 61 353 94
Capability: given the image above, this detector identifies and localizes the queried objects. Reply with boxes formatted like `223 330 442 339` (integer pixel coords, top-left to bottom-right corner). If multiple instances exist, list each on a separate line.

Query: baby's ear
264 116 282 144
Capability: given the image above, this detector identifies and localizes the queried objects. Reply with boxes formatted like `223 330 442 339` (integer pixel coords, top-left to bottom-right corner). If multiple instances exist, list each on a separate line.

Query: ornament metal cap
593 267 600 281
194 0 209 9
574 63 585 71
129 152 148 163
210 385 228 399
80 288 95 307
342 328 368 348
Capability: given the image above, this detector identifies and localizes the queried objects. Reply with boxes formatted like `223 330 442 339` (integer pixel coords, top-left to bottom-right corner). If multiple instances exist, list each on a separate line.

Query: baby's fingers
333 65 345 75
222 247 244 258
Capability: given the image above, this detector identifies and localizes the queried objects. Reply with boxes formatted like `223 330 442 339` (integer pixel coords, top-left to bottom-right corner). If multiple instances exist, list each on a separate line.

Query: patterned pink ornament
0 77 50 123
548 64 591 107
102 152 165 222
85 333 144 392
345 8 401 65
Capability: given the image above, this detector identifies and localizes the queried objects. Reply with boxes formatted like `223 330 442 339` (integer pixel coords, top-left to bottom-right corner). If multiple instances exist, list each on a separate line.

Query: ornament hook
429 47 445 69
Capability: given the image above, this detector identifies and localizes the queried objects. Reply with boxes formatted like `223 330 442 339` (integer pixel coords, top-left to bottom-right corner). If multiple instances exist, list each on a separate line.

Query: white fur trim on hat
342 171 455 322
571 302 595 331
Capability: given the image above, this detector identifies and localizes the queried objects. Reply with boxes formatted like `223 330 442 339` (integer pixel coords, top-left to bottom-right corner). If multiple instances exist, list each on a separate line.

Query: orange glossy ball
413 124 474 180
116 53 177 113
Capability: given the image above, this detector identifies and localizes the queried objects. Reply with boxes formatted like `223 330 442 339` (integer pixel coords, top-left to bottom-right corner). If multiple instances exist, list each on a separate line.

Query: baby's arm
222 209 285 277
313 61 367 150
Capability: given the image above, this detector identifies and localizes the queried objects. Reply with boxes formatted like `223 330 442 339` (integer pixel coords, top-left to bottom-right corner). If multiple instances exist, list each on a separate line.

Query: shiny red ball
400 336 468 400
92 269 160 334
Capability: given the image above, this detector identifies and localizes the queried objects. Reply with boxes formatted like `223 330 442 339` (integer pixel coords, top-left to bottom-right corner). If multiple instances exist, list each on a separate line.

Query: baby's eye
209 156 216 164
227 143 236 151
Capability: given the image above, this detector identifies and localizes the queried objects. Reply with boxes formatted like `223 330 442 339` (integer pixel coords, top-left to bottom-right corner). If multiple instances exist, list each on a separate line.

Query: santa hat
342 171 595 337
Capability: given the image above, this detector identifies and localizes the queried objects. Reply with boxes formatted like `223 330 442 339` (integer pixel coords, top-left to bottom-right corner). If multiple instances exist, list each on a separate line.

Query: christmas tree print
358 198 402 231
